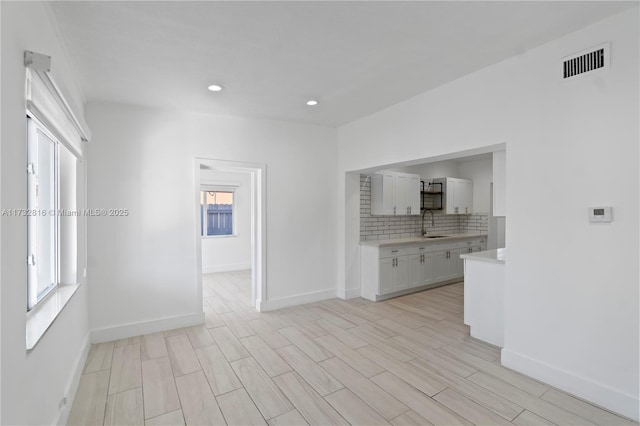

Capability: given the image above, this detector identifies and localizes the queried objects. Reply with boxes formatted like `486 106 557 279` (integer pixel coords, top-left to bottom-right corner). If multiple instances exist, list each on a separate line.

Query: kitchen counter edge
460 248 506 264
360 232 488 248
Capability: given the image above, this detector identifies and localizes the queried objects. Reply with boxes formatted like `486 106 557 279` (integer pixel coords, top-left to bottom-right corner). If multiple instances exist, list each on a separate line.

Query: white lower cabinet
395 256 409 291
451 248 465 280
408 250 433 288
432 244 462 282
360 237 486 301
432 249 450 283
379 257 395 294
377 250 409 295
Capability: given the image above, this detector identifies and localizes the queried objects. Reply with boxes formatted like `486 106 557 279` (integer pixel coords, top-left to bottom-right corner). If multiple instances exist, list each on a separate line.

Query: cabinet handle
446 250 450 259
393 206 396 214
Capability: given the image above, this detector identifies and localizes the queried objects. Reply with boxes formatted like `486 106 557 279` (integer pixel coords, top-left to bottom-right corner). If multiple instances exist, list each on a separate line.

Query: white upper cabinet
394 173 408 215
492 150 506 217
407 175 421 215
372 172 396 215
371 171 420 215
433 177 473 214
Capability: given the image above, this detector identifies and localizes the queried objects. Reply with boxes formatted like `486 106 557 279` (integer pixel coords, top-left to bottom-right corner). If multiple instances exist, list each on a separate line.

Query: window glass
200 191 234 236
27 119 58 309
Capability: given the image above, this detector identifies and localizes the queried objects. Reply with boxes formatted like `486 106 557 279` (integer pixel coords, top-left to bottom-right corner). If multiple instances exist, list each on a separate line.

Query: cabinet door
453 179 467 214
407 175 421 215
433 250 449 282
381 173 395 215
379 257 394 295
371 173 395 215
440 178 473 214
394 174 408 215
423 252 434 285
395 255 410 290
408 254 424 288
462 180 473 214
451 248 464 279
444 178 457 214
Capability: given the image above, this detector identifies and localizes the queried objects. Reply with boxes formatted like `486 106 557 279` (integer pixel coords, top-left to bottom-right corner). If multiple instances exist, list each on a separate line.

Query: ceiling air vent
562 43 609 79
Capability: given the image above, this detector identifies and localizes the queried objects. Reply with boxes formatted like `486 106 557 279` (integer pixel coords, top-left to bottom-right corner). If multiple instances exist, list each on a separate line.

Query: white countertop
360 232 488 247
460 248 506 264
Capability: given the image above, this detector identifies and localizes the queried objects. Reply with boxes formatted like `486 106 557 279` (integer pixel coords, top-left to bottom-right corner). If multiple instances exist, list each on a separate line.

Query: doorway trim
194 158 266 311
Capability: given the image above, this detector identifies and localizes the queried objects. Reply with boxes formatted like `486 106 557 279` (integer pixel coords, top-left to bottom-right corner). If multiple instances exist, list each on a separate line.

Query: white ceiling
49 1 636 127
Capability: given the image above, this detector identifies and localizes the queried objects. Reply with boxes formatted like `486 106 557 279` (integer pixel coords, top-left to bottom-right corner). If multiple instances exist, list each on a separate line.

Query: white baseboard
202 263 251 274
56 332 91 426
502 348 640 421
337 287 361 300
258 289 337 312
90 312 205 343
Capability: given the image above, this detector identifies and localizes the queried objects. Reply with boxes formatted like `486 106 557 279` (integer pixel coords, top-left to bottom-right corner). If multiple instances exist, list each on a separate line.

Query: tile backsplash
360 174 488 241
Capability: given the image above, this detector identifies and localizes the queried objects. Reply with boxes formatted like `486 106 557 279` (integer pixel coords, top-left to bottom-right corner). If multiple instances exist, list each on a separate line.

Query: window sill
202 234 238 239
26 283 80 351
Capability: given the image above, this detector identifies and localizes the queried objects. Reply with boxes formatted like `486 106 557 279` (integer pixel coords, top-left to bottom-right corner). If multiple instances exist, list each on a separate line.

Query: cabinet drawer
430 242 458 252
461 246 483 254
379 246 410 258
408 245 430 255
460 238 486 247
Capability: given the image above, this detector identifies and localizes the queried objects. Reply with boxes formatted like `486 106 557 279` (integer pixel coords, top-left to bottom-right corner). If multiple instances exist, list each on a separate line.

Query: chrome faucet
421 209 434 236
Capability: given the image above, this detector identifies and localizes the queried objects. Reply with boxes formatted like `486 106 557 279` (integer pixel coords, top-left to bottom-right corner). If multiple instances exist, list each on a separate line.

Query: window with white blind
24 51 90 348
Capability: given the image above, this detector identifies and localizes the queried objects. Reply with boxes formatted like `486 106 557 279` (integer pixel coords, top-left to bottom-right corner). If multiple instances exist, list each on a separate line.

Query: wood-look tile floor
68 271 637 426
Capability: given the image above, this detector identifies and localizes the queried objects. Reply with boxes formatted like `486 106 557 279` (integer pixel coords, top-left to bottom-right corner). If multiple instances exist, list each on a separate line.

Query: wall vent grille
563 43 609 79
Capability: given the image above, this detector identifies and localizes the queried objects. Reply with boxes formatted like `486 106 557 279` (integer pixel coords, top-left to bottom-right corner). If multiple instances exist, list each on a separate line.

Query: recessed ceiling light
306 100 319 106
208 84 223 92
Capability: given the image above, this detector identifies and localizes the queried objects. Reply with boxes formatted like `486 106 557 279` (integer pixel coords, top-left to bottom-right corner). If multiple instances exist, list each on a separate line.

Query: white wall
86 102 338 335
458 157 492 213
1 2 90 424
201 170 252 273
337 9 639 420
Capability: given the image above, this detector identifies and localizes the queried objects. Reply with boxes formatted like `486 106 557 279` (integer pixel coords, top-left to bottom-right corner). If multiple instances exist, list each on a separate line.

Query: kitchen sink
423 235 448 238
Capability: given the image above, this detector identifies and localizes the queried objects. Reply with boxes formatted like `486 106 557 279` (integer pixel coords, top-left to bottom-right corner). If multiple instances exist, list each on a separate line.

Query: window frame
200 186 238 238
27 114 61 311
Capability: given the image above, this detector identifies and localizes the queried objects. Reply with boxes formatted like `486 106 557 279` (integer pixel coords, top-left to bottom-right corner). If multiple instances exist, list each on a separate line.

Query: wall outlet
83 268 87 278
